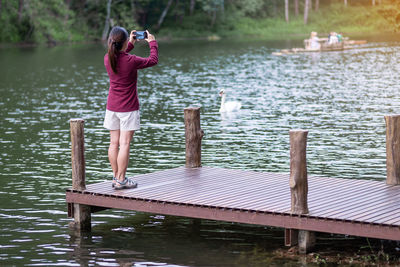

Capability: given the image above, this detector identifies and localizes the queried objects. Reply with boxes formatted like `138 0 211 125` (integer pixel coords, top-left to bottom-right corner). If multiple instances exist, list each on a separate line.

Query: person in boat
337 33 343 43
328 32 339 45
307 31 321 50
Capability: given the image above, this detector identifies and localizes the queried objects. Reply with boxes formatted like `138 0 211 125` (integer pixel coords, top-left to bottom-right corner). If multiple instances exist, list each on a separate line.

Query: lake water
1 35 400 266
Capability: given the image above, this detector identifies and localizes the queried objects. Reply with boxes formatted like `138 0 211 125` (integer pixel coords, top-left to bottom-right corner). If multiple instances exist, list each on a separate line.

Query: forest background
1 0 400 45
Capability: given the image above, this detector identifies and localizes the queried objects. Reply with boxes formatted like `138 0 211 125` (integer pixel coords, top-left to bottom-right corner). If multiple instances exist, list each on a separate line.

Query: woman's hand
129 30 136 45
145 30 155 42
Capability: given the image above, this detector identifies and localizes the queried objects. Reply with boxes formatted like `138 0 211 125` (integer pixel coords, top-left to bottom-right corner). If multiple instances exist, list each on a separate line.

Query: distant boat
344 40 368 45
272 38 368 56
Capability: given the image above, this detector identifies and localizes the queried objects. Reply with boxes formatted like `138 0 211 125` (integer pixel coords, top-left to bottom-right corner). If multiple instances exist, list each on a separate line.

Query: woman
103 26 158 189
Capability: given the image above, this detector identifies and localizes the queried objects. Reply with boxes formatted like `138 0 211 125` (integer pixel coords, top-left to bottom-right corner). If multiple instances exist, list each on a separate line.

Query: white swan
219 89 241 112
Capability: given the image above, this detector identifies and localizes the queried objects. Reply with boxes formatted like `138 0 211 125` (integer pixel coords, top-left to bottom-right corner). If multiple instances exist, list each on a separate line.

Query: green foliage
229 0 275 18
158 13 213 37
201 0 224 13
0 0 26 42
0 0 399 44
376 2 400 32
213 2 398 40
26 0 72 43
0 0 72 43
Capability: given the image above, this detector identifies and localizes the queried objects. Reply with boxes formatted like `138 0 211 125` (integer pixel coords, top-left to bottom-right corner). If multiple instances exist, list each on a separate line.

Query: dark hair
107 26 129 74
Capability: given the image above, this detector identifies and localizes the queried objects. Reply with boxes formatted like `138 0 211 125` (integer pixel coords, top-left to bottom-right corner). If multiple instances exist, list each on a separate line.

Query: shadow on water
64 213 399 266
67 215 284 266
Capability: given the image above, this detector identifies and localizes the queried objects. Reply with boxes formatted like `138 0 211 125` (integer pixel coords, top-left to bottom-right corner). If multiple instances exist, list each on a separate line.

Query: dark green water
1 36 400 266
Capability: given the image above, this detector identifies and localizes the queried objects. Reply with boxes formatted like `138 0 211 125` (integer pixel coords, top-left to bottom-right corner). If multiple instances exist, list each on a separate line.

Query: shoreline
1 31 398 49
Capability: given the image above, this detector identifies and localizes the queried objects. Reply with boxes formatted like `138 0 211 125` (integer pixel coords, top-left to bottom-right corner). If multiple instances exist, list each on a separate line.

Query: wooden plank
309 186 395 216
365 208 400 224
127 169 285 205
66 191 400 241
307 186 381 213
325 193 400 221
66 167 400 241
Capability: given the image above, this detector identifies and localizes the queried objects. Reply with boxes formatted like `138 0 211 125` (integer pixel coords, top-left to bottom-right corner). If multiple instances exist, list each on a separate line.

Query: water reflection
0 37 400 264
65 214 288 267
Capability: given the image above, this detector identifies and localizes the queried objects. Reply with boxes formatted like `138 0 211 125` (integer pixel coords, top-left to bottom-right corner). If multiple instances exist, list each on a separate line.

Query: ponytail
107 26 129 74
108 42 118 74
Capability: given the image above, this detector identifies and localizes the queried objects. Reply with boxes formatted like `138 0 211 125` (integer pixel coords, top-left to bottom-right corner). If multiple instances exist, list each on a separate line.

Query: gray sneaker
114 177 138 190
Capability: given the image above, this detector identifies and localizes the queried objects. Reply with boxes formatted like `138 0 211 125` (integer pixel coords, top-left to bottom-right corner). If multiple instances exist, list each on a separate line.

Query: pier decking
66 166 400 241
66 109 400 253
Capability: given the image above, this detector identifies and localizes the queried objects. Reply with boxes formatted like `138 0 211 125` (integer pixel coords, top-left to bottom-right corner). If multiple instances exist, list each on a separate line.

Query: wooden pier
66 108 400 253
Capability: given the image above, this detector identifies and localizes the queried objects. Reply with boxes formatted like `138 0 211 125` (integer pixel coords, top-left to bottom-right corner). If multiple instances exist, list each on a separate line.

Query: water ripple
0 39 399 265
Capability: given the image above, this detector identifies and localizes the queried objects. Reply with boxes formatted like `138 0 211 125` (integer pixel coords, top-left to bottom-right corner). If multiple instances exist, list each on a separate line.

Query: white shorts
103 110 140 131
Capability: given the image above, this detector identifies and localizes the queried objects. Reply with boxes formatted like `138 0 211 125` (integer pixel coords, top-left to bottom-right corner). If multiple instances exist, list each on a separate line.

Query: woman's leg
108 130 120 177
116 130 135 182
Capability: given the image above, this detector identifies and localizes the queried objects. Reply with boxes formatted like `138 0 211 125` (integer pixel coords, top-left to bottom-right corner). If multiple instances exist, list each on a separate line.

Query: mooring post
288 129 315 254
290 130 309 214
384 115 400 185
184 107 204 227
184 107 204 168
69 118 91 231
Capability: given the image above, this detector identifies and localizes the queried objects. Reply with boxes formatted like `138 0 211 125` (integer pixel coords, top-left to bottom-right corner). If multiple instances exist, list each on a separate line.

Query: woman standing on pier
103 26 158 189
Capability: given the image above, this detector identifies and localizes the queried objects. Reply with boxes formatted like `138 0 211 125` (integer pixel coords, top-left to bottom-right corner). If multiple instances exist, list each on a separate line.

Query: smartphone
134 31 148 40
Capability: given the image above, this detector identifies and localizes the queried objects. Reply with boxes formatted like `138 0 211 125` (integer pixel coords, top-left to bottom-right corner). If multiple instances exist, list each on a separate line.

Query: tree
304 0 310 24
64 0 71 26
272 0 277 17
102 0 112 41
285 0 289 23
23 0 71 43
173 0 185 23
18 0 24 23
130 0 136 21
201 0 224 27
1 0 398 45
190 0 195 15
232 0 264 17
156 0 174 30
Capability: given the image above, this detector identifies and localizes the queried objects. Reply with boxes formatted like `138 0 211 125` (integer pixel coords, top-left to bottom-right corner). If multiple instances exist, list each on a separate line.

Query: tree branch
156 0 174 30
102 0 112 41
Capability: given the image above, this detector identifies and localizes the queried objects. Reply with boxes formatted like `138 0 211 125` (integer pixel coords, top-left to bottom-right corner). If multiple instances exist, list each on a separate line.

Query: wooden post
290 130 309 214
385 115 400 185
184 107 204 168
284 228 298 247
298 230 316 253
289 130 315 254
69 119 91 231
70 119 86 190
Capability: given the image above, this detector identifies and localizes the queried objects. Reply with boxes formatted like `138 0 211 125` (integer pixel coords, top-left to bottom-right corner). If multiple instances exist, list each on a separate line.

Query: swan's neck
220 94 226 110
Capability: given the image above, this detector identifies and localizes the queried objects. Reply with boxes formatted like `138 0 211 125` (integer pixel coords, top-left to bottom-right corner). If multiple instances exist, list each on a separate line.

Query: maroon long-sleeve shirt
104 40 158 112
